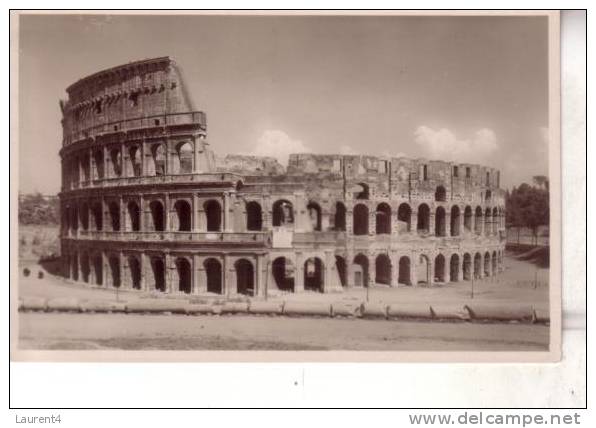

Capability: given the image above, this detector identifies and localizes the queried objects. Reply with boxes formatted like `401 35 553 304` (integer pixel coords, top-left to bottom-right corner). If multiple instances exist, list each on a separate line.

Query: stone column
346 250 354 288
390 250 399 287
224 192 232 232
445 212 451 237
295 251 305 293
256 254 265 297
223 255 231 297
368 207 375 236
164 193 170 232
429 212 435 236
411 211 418 234
192 194 199 232
165 252 173 293
410 254 418 286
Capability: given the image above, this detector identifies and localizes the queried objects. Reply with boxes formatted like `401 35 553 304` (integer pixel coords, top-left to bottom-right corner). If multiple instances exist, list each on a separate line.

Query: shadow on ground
506 244 549 269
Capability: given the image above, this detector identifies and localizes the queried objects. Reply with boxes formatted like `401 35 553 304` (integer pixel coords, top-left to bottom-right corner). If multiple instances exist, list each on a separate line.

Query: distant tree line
505 176 549 246
18 193 59 225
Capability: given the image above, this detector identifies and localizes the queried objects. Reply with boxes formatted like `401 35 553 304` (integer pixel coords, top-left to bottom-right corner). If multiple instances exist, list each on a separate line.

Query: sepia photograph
11 10 561 361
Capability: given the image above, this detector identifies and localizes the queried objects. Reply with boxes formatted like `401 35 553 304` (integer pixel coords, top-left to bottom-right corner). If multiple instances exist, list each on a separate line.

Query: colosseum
59 57 506 297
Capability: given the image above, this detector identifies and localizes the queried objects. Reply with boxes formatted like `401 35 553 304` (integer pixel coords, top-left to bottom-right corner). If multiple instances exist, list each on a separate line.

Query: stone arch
204 200 222 232
353 204 369 235
304 257 324 292
70 252 79 281
355 182 369 200
474 206 483 235
334 202 346 231
150 256 166 292
127 201 141 231
375 253 392 285
93 150 105 179
416 254 431 285
175 141 194 174
492 251 498 274
464 206 473 232
435 185 447 202
473 252 482 279
485 208 492 236
80 202 89 231
398 256 411 285
81 252 91 283
81 152 91 181
108 201 120 231
485 190 492 203
434 254 446 282
149 200 165 231
150 143 166 176
173 200 192 231
109 147 122 177
91 202 103 231
272 257 295 291
353 254 369 287
463 253 472 280
307 201 322 231
435 206 446 237
484 251 491 276
417 203 430 234
375 203 391 234
397 203 412 232
272 200 294 226
175 257 192 294
128 255 142 290
450 205 461 236
108 255 121 288
492 207 499 234
235 258 255 296
92 253 103 285
246 201 262 231
128 145 142 177
335 255 347 287
204 258 223 294
450 254 460 282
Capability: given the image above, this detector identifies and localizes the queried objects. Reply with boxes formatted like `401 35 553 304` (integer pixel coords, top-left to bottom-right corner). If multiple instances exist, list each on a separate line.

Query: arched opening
463 253 472 280
70 253 79 281
174 200 192 231
485 190 492 203
375 254 392 285
397 203 412 232
235 259 255 296
128 146 142 177
473 253 482 279
109 256 121 288
417 204 430 234
150 257 166 292
176 258 192 294
484 251 491 277
151 144 166 176
246 201 262 231
435 206 446 237
93 150 104 179
304 257 324 292
109 148 122 177
450 254 460 282
375 203 391 234
91 202 103 231
80 202 89 231
70 206 79 235
416 255 430 285
474 207 483 235
464 206 472 232
398 256 411 285
127 201 140 231
128 256 142 290
335 256 347 287
450 205 461 236
492 207 499 234
92 254 103 285
307 202 322 231
272 200 294 226
492 251 498 275
81 253 90 283
204 258 222 294
353 204 369 235
435 185 447 202
334 202 346 231
149 200 165 231
81 153 91 181
353 254 369 287
176 141 193 174
108 201 120 231
204 200 222 232
434 254 446 282
272 257 295 291
355 183 369 200
485 208 492 236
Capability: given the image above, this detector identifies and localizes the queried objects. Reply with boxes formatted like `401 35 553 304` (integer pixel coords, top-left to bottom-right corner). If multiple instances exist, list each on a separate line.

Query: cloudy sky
18 13 549 194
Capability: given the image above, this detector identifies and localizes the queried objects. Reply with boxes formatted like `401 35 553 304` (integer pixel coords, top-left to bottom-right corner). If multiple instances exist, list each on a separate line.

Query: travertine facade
59 57 506 297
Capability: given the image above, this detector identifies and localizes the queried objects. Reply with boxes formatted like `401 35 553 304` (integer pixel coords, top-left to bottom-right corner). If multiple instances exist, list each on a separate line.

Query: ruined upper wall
60 57 204 146
215 155 286 176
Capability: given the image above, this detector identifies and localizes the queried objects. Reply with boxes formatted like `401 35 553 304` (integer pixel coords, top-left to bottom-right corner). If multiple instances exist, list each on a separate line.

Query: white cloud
414 126 499 164
339 145 358 155
249 130 312 166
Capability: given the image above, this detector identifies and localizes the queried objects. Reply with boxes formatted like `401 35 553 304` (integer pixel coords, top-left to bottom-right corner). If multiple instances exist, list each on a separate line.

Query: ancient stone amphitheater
59 57 506 297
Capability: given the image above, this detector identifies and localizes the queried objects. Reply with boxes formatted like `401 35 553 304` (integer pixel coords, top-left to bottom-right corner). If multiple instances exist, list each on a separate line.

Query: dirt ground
18 312 549 351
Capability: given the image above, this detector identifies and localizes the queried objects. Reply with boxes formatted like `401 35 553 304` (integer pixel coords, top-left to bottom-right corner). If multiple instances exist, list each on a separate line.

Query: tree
506 181 549 245
18 193 59 225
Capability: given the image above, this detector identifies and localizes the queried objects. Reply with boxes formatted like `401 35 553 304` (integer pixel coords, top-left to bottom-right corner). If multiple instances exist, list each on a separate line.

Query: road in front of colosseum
18 312 548 351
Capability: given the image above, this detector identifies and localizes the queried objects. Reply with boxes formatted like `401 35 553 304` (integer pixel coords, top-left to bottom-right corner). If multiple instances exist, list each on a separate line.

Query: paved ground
18 312 549 351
